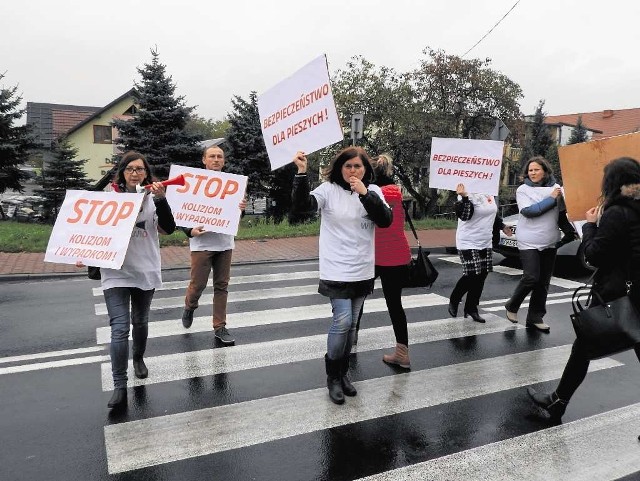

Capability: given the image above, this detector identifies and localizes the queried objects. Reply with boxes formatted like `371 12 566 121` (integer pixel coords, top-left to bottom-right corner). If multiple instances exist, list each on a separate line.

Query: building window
93 125 112 144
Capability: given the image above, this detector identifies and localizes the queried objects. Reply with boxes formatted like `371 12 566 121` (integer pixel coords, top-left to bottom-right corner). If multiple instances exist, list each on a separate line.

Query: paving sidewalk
0 229 456 280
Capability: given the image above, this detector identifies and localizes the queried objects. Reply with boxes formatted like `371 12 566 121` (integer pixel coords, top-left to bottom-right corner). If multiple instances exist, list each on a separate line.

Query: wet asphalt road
1 254 639 481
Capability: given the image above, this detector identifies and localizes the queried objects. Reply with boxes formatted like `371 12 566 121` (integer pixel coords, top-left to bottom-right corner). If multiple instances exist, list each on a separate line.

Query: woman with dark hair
290 147 392 404
528 157 640 420
504 156 564 332
102 151 176 409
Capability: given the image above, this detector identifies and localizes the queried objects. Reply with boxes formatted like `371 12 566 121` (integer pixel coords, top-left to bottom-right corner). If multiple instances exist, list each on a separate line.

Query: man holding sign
179 145 247 345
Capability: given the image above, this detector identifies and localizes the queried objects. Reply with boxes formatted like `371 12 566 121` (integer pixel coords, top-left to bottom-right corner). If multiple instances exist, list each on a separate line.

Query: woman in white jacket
505 156 563 332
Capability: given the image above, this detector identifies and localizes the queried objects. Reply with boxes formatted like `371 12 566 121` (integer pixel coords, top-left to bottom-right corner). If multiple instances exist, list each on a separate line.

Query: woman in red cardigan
371 154 413 368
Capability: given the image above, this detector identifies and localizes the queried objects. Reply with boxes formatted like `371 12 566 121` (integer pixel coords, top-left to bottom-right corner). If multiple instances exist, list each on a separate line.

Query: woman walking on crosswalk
528 157 640 420
290 148 392 404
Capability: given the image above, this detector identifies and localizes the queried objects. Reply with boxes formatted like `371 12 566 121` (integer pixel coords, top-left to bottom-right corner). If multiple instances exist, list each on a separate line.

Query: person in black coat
527 157 640 421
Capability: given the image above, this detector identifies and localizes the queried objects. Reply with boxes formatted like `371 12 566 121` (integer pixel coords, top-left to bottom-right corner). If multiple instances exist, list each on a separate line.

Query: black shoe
107 388 127 409
214 327 235 345
133 358 148 379
448 300 459 317
464 310 485 323
527 387 567 420
182 308 194 328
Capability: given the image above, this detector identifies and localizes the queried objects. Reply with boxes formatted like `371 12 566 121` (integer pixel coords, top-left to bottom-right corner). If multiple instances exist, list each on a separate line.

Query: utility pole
351 113 364 146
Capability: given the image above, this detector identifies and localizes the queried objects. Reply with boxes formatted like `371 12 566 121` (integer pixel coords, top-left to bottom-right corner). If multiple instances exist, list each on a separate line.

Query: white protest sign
258 54 343 170
165 165 247 235
429 138 504 195
44 190 144 268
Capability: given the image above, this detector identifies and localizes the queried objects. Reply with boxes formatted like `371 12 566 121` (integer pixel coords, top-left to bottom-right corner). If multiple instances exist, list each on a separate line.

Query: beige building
64 90 136 182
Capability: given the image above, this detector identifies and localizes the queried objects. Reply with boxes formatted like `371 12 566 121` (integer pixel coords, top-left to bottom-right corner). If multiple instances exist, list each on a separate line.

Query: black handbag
570 270 640 360
401 202 438 288
87 266 101 280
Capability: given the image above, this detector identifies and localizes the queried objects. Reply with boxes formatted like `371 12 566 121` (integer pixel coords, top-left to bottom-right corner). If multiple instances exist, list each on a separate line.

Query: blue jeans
327 296 366 360
103 287 155 388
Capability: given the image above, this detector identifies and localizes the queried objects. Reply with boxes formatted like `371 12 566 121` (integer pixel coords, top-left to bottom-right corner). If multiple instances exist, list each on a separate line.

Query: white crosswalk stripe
357 402 640 481
100 313 518 390
103 345 621 473
90 260 637 479
95 293 449 344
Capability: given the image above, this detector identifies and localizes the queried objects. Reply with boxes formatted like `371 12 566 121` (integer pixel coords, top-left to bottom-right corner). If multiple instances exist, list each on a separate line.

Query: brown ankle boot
382 343 410 369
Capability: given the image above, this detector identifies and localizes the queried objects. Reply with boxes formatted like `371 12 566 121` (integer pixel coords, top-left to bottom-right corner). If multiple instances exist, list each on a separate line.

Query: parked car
494 214 593 270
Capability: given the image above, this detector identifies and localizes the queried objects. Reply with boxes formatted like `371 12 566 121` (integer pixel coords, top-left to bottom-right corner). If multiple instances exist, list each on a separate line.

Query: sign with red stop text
44 190 144 268
429 138 504 195
258 54 343 171
165 165 248 235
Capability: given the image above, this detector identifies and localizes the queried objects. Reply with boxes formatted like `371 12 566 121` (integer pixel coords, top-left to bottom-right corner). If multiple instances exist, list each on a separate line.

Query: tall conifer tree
568 115 589 144
0 73 34 195
113 48 202 179
38 137 90 220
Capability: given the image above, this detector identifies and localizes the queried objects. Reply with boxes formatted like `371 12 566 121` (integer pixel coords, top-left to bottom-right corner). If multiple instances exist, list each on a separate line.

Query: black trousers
556 339 640 401
506 248 557 323
450 272 489 314
375 265 409 346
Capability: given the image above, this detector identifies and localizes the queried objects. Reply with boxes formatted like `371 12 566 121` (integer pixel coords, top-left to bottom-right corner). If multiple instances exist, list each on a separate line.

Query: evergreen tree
112 48 202 179
224 92 273 196
545 143 562 184
522 100 553 165
568 115 589 144
38 137 90 221
0 73 34 196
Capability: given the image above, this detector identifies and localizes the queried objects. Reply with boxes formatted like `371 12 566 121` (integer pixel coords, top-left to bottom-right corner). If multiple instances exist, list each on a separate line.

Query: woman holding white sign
505 156 563 333
290 147 392 405
449 183 511 323
101 151 176 410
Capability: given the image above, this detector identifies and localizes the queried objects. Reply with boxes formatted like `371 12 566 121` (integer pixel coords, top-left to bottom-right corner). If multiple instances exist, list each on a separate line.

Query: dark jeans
506 248 557 322
450 272 489 314
103 287 155 389
376 265 409 346
556 339 640 401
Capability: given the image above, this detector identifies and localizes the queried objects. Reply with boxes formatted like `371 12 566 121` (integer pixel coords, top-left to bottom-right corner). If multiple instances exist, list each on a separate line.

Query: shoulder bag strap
402 201 421 247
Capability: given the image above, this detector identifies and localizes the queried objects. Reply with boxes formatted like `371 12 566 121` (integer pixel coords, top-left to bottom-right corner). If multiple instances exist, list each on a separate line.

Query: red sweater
375 184 412 266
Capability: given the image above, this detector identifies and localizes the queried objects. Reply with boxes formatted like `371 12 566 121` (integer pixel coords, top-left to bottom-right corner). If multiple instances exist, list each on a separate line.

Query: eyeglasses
124 167 146 174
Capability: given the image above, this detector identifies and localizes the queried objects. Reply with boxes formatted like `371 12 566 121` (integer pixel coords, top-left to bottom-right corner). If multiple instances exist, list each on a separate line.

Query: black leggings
376 265 409 346
450 272 489 314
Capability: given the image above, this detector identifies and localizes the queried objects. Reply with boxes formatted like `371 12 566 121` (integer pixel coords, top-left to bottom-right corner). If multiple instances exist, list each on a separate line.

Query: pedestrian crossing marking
357 402 640 481
100 313 518 390
95 293 449 344
103 345 621 474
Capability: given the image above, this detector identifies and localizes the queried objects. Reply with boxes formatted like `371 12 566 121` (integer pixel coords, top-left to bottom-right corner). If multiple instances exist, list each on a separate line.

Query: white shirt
456 194 497 250
189 231 234 252
101 194 162 290
516 183 561 250
311 182 387 281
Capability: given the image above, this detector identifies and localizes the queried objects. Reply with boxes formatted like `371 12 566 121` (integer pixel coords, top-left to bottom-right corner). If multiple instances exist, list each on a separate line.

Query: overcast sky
2 0 638 122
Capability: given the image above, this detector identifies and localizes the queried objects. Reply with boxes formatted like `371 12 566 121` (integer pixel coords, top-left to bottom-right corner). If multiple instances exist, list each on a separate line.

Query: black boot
340 357 357 397
133 358 148 379
107 388 127 409
325 354 344 404
132 325 148 379
527 387 567 420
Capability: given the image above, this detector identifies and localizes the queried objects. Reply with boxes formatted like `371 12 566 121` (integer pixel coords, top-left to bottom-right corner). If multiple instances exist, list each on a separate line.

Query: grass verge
0 215 456 253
